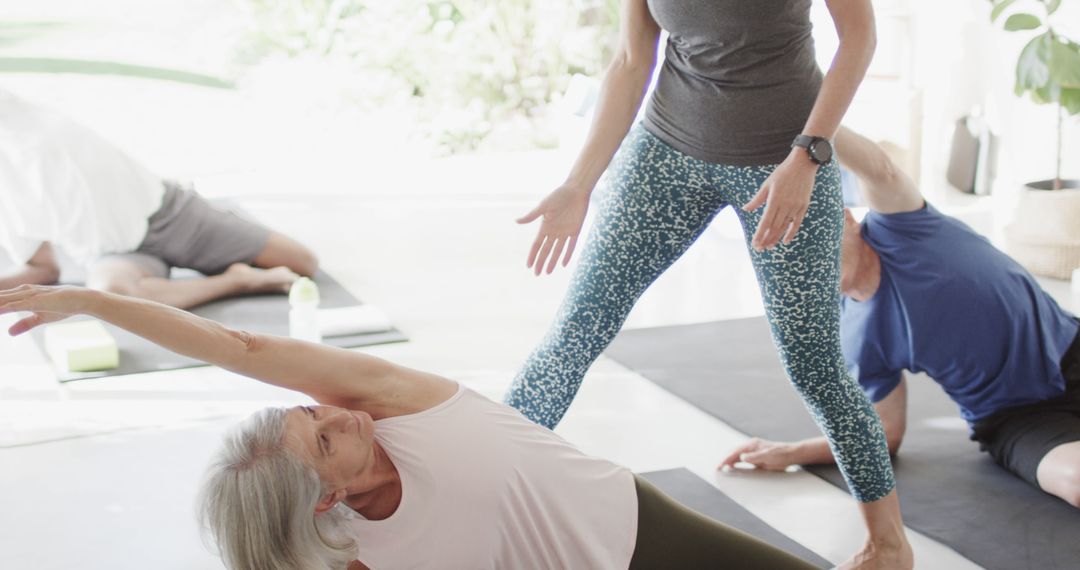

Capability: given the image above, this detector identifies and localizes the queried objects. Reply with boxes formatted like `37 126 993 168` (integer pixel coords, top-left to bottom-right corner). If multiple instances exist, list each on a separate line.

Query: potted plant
989 0 1080 278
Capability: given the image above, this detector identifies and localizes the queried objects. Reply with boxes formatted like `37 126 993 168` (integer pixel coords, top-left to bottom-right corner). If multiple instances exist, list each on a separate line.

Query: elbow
837 23 877 66
865 27 878 59
608 44 657 84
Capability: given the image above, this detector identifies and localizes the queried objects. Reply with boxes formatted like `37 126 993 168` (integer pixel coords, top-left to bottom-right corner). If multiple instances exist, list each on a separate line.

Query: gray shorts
97 181 271 278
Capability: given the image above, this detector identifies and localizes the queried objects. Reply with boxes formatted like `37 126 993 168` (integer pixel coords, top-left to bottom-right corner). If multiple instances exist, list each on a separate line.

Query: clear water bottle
288 277 322 343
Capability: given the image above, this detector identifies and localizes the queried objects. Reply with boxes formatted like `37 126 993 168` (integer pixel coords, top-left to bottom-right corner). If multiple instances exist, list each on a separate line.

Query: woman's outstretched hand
743 148 820 251
0 285 89 336
518 184 591 275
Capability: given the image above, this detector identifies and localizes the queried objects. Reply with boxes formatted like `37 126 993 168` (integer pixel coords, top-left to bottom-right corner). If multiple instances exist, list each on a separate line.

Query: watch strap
791 134 821 149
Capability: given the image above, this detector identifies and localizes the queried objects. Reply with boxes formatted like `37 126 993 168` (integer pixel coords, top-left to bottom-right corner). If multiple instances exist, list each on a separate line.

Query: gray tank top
642 0 823 166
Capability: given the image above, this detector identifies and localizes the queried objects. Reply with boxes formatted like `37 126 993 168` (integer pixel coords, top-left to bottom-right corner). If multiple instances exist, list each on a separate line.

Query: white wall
814 0 1078 232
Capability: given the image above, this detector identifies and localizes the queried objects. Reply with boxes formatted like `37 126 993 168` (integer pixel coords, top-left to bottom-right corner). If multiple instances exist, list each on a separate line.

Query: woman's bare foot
836 538 913 570
224 263 299 294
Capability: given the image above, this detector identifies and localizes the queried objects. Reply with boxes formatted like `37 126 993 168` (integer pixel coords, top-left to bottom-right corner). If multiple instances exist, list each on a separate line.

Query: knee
267 237 318 277
292 247 319 277
1060 468 1080 508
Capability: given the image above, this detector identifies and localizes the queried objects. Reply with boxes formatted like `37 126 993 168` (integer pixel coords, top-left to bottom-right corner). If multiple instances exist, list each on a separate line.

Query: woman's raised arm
0 285 453 416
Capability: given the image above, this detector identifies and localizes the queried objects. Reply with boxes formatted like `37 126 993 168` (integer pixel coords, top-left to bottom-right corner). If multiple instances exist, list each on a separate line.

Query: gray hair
198 407 357 570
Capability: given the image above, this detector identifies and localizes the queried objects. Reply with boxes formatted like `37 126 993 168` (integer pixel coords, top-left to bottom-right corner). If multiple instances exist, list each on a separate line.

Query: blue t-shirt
840 203 1079 426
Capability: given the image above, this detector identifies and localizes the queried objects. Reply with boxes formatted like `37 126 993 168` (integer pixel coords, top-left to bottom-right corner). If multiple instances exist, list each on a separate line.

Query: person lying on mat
0 88 317 309
0 285 819 570
721 126 1080 509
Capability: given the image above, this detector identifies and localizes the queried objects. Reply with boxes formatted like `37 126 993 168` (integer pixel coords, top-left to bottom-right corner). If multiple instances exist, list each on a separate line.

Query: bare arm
564 0 661 193
0 242 61 290
519 0 661 273
0 286 454 417
801 0 877 141
720 376 908 469
745 0 877 250
834 127 924 214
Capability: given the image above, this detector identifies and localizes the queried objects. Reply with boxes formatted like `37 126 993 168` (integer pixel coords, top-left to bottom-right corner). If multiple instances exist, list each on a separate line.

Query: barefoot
224 263 299 295
836 539 913 570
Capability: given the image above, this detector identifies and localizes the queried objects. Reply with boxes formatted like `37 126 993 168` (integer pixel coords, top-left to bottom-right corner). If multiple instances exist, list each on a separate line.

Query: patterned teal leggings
505 125 895 502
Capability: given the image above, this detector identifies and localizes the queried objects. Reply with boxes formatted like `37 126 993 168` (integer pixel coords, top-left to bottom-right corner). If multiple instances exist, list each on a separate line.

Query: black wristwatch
791 134 833 165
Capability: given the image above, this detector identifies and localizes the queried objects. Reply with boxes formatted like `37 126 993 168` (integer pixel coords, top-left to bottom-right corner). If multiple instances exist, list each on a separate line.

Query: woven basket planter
1004 182 1080 279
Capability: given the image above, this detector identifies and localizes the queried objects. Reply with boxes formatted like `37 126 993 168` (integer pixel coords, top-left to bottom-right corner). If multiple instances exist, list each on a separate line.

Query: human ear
314 489 345 514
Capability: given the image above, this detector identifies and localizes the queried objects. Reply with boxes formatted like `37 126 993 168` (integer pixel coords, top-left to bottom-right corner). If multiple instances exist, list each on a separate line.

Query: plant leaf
1046 0 1062 15
991 0 1017 22
1031 83 1059 104
1061 88 1080 115
0 21 69 48
1016 33 1052 93
1049 39 1080 88
1004 13 1042 31
0 58 233 89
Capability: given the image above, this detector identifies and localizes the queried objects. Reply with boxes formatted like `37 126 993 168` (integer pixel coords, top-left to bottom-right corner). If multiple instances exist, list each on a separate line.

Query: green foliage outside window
234 0 620 153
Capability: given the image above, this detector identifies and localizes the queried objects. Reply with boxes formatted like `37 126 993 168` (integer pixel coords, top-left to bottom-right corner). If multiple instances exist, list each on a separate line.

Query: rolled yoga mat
32 271 407 382
640 468 830 568
608 317 1080 570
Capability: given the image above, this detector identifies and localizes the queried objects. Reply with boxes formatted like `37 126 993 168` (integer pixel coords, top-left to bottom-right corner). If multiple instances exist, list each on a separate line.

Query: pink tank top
350 385 638 569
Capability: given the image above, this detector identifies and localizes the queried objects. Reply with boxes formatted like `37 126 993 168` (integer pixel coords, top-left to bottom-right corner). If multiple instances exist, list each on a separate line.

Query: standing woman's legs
505 127 726 428
723 161 895 503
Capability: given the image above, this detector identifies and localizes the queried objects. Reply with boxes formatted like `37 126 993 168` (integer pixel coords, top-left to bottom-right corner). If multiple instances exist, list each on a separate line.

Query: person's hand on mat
718 437 797 472
0 284 89 336
743 148 819 251
518 185 591 276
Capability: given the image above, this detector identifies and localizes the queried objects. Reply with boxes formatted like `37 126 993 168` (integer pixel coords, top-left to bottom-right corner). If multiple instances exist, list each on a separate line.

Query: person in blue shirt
721 127 1080 509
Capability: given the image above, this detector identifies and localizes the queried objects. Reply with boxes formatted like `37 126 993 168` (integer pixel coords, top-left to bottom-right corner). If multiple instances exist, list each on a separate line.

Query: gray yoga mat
609 317 1080 570
640 468 830 568
32 271 408 382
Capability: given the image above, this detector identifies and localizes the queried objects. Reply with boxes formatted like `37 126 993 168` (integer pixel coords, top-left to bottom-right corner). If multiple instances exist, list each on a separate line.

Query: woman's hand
518 184 592 275
718 437 799 472
0 285 93 336
743 148 820 252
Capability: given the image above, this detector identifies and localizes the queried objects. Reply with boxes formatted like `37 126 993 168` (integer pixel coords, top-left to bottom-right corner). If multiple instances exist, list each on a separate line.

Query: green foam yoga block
42 320 120 372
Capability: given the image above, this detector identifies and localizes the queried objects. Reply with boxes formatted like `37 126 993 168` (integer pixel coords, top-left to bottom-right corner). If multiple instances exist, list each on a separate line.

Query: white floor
0 194 979 569
4 70 1078 568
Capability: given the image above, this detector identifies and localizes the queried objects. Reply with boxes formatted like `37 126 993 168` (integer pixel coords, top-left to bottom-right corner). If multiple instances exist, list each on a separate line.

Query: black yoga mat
609 317 1080 570
32 271 407 382
640 468 830 568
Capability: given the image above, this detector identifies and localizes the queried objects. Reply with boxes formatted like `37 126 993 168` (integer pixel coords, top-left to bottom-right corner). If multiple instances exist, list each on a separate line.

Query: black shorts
971 325 1080 488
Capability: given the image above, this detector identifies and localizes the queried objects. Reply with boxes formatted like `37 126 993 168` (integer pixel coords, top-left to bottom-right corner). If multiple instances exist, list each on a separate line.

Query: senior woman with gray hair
1 284 818 570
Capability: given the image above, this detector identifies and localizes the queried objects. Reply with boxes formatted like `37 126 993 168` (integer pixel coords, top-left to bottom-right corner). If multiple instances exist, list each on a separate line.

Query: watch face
810 139 833 164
